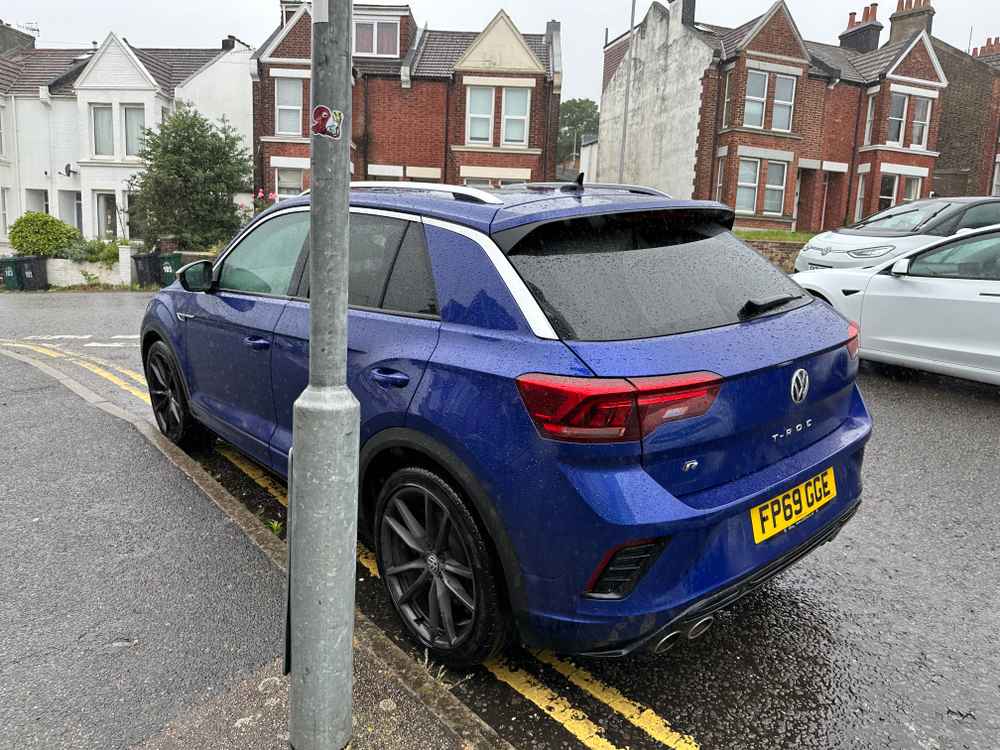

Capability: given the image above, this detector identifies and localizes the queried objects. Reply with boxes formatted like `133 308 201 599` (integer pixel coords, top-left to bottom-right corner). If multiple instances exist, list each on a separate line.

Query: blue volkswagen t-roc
141 182 872 665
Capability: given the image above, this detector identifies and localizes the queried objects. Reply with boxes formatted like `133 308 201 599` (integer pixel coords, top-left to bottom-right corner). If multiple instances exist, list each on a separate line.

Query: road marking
24 335 93 340
84 343 140 348
485 658 623 750
70 359 151 405
0 341 66 358
111 335 141 340
533 651 700 750
216 446 289 506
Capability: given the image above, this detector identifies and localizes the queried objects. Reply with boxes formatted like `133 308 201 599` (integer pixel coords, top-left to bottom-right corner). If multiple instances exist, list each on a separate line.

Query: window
93 105 113 156
124 105 145 157
902 176 922 203
276 78 303 136
220 211 310 296
879 174 899 211
910 97 931 149
382 223 439 316
887 93 907 146
502 88 530 146
772 75 796 132
354 19 399 57
0 106 5 154
855 174 867 222
993 165 1000 197
464 178 492 187
499 179 527 187
736 159 759 213
764 162 787 215
715 157 725 202
347 213 408 308
504 210 809 341
722 71 733 128
26 189 49 214
958 202 1000 230
96 192 118 239
276 168 304 199
466 87 494 145
1 188 9 236
909 232 1000 281
744 70 768 129
864 94 876 145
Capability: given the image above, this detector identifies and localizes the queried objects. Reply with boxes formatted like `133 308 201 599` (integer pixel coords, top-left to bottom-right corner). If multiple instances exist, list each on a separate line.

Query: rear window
852 201 954 232
505 210 808 342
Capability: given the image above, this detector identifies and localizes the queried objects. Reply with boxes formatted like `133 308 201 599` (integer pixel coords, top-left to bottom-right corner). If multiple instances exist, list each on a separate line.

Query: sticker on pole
312 105 344 141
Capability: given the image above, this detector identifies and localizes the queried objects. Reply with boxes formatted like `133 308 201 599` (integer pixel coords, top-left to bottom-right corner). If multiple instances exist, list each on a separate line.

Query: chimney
681 0 697 27
888 0 935 45
840 4 883 53
973 37 1000 58
222 36 236 51
546 19 561 41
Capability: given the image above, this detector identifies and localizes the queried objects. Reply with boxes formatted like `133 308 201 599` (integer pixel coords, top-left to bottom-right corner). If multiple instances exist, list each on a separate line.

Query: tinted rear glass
506 210 808 342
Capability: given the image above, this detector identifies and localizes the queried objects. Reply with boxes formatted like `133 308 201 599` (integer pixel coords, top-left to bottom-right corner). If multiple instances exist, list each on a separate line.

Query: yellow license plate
750 468 837 544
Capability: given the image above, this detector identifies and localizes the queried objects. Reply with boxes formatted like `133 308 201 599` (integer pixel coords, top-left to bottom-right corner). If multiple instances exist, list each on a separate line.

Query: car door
861 231 1000 374
269 210 442 476
180 207 310 465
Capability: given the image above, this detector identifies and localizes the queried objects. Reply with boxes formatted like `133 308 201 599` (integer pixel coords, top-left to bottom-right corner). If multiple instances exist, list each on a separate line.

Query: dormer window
354 18 400 57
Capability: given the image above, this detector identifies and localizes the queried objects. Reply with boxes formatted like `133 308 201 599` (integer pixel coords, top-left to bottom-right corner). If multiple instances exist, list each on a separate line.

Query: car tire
144 340 211 449
374 467 510 666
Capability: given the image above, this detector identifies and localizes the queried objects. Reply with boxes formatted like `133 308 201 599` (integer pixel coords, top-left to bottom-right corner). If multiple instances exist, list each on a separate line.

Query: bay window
887 93 907 146
276 78 303 136
276 168 304 199
855 174 867 222
863 94 876 145
502 88 530 146
879 174 899 211
910 97 931 149
354 19 399 57
744 71 768 129
466 86 495 146
772 76 796 132
715 157 725 202
124 105 145 157
722 71 733 128
93 105 113 156
902 176 922 203
736 158 759 212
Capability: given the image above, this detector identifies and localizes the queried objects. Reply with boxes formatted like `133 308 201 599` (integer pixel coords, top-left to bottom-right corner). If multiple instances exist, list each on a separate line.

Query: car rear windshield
852 201 954 232
505 210 809 342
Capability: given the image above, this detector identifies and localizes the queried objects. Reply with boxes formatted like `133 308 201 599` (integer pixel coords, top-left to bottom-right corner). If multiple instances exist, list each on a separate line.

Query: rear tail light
847 321 860 360
585 539 667 599
516 372 722 444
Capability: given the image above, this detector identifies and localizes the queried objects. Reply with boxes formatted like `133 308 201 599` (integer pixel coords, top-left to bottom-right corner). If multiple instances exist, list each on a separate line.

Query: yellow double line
1 337 699 750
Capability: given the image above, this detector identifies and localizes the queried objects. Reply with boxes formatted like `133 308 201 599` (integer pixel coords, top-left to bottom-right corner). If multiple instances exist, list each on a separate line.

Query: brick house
251 1 562 197
597 0 974 232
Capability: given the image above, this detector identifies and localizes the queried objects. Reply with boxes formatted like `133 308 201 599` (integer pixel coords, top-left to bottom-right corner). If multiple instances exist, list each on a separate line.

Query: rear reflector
847 321 860 360
585 539 667 599
516 371 722 443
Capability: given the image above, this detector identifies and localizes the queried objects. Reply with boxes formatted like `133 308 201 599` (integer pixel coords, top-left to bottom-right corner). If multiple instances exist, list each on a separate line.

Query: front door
862 231 1000 374
181 208 310 465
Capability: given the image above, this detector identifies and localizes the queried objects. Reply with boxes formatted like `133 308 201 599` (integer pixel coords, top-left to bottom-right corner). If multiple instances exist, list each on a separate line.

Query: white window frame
879 174 899 211
715 157 726 202
736 158 760 214
123 104 145 158
744 70 768 130
902 176 922 203
0 105 5 156
501 87 531 147
763 161 788 216
275 78 303 137
275 168 305 199
463 177 493 188
466 86 495 147
1 187 9 236
855 174 867 222
353 18 400 58
722 71 733 128
864 94 876 146
992 163 1000 197
887 93 908 147
910 97 931 150
772 75 796 133
92 104 114 158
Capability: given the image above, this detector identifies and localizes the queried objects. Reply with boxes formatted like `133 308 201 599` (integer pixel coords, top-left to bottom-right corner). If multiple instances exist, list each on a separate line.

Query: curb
0 346 513 750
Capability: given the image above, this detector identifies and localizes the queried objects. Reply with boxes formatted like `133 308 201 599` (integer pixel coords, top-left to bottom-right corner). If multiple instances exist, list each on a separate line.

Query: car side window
958 203 1000 231
909 232 1000 281
382 223 439 316
348 214 408 308
219 211 309 296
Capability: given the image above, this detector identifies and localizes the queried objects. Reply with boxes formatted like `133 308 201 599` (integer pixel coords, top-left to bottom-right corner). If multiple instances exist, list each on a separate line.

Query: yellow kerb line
69 359 151 405
0 341 66 358
533 650 700 750
215 445 288 506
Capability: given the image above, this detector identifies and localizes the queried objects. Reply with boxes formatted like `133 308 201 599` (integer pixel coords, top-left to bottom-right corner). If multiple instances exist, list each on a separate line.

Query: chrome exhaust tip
652 631 682 654
687 616 715 640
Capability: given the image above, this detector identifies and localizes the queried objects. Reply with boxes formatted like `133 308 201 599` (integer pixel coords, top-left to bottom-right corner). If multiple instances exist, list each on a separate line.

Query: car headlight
847 245 895 259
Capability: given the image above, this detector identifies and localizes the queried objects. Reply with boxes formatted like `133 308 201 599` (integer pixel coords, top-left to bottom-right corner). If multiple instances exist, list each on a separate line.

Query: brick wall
602 35 631 92
744 239 802 273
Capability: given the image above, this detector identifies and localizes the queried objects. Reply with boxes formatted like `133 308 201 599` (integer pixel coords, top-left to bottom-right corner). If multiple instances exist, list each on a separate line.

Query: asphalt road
2 291 999 750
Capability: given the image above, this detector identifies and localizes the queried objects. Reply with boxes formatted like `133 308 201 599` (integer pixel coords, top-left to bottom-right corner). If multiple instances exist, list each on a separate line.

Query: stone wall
744 240 801 273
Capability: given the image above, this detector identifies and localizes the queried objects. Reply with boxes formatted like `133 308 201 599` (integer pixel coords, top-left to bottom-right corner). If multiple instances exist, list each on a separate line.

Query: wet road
2 291 998 749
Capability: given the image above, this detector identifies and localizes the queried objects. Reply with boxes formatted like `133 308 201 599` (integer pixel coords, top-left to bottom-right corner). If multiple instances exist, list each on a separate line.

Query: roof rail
348 181 504 205
507 182 672 199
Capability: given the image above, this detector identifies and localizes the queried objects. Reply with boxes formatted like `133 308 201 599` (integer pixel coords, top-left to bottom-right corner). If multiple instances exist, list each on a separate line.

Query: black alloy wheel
144 341 207 448
375 467 508 665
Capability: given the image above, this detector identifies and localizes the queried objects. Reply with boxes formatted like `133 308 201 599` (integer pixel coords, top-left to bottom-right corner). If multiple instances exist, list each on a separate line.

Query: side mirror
890 258 911 277
178 260 215 293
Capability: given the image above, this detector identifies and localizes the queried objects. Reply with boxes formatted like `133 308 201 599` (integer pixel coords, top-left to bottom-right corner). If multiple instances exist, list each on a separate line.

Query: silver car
793 197 1000 273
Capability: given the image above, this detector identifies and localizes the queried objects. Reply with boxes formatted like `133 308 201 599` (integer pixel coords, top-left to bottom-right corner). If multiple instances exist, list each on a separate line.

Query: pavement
2 290 1000 750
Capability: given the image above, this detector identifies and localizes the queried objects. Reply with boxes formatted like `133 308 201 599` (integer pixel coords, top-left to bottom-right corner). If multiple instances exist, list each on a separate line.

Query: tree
557 98 600 165
129 104 251 251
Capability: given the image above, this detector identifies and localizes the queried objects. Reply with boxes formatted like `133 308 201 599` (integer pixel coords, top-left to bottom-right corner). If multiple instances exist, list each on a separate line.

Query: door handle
370 368 410 388
243 336 271 351
176 313 195 322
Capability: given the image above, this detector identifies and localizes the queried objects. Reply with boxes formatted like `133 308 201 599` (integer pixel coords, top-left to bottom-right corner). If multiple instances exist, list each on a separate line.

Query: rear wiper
739 293 803 320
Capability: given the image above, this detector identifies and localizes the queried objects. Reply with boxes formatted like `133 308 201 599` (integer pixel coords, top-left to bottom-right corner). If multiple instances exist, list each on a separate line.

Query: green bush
8 212 81 257
64 239 120 269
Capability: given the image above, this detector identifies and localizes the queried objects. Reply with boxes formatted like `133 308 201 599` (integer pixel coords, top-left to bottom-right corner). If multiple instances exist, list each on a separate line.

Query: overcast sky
6 0 1000 101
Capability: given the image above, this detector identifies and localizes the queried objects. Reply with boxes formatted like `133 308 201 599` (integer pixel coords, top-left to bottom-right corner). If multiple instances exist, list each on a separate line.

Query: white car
793 198 1000 273
793 224 1000 386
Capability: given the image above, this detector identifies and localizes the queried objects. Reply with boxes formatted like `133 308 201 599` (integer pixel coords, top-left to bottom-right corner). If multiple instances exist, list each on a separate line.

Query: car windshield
505 210 809 342
852 201 953 232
